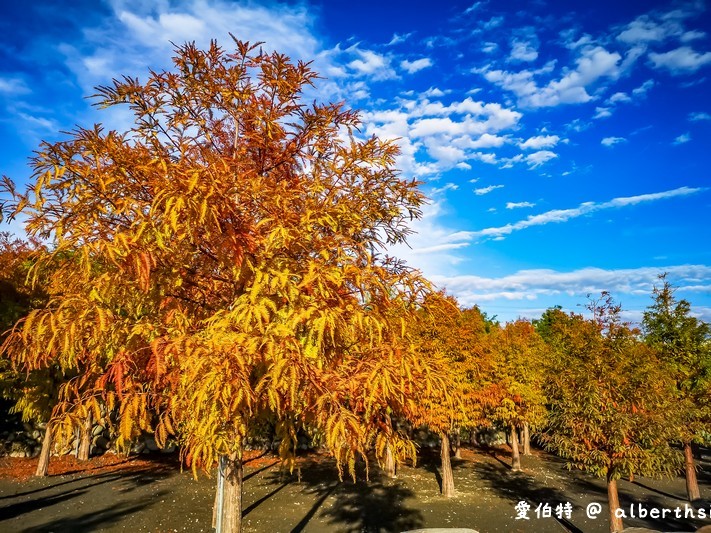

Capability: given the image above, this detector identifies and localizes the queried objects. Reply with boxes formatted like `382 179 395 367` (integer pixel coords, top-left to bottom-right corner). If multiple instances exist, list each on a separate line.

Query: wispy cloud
649 46 711 74
510 39 538 62
474 184 504 195
480 46 621 108
632 79 655 96
387 32 413 46
0 77 30 95
674 132 691 144
519 135 560 150
526 150 558 167
431 264 711 307
400 57 433 74
601 136 626 147
506 201 536 209
466 186 705 241
689 111 711 121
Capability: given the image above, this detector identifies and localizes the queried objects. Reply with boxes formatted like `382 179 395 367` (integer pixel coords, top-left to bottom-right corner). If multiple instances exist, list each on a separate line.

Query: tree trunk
35 422 53 477
440 432 455 497
453 431 462 459
77 411 93 461
684 441 701 501
522 422 531 456
510 426 521 471
214 452 244 533
607 472 623 532
384 444 396 478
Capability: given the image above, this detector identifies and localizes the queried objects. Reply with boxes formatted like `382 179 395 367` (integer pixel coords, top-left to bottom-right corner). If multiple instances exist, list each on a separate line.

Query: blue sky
1 0 710 323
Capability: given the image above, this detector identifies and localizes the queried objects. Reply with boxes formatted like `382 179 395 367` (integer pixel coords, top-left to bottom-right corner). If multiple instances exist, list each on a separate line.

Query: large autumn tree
541 294 680 532
0 39 447 532
643 276 711 501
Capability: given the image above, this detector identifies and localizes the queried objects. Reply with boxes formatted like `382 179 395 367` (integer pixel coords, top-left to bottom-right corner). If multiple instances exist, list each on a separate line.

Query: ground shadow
618 491 711 532
263 456 425 533
0 459 174 530
475 453 588 533
630 479 686 502
22 495 167 533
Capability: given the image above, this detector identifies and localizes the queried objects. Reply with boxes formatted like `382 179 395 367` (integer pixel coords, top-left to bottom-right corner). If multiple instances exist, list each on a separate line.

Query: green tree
643 275 711 501
541 294 680 532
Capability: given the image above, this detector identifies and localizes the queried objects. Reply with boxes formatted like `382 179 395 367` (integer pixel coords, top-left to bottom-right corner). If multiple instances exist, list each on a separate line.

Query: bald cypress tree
643 275 711 501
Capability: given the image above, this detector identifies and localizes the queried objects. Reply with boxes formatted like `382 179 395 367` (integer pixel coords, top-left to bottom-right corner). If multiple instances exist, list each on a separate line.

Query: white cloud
649 46 711 74
519 134 560 150
387 32 413 46
474 185 504 195
422 87 446 98
425 142 466 164
593 107 612 119
510 40 538 62
482 46 621 108
526 150 557 168
506 201 536 209
601 136 626 147
64 1 321 89
387 200 473 276
348 48 395 79
560 29 594 50
607 92 631 104
401 57 433 74
464 186 704 241
364 92 522 177
482 42 498 54
674 132 691 145
632 79 655 96
0 77 30 95
617 16 673 44
615 7 702 47
681 30 706 42
16 112 58 131
453 133 508 149
481 16 504 30
431 264 711 308
689 111 711 121
464 2 484 14
430 182 459 195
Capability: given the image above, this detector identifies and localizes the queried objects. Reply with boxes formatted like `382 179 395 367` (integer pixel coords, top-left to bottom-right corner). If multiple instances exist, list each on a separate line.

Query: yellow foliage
0 38 450 481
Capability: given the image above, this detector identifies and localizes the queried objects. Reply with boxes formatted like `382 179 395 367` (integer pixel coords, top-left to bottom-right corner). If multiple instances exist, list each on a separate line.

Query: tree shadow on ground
474 453 587 533
517 449 708 532
0 459 174 529
629 479 686 502
249 456 424 533
616 491 711 532
22 494 168 533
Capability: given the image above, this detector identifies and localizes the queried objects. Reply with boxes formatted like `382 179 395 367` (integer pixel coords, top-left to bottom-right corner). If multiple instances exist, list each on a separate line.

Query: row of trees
1 39 709 532
406 285 710 532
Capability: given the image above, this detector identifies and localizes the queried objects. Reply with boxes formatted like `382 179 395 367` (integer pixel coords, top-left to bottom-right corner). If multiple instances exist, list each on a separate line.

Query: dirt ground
1 445 710 533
